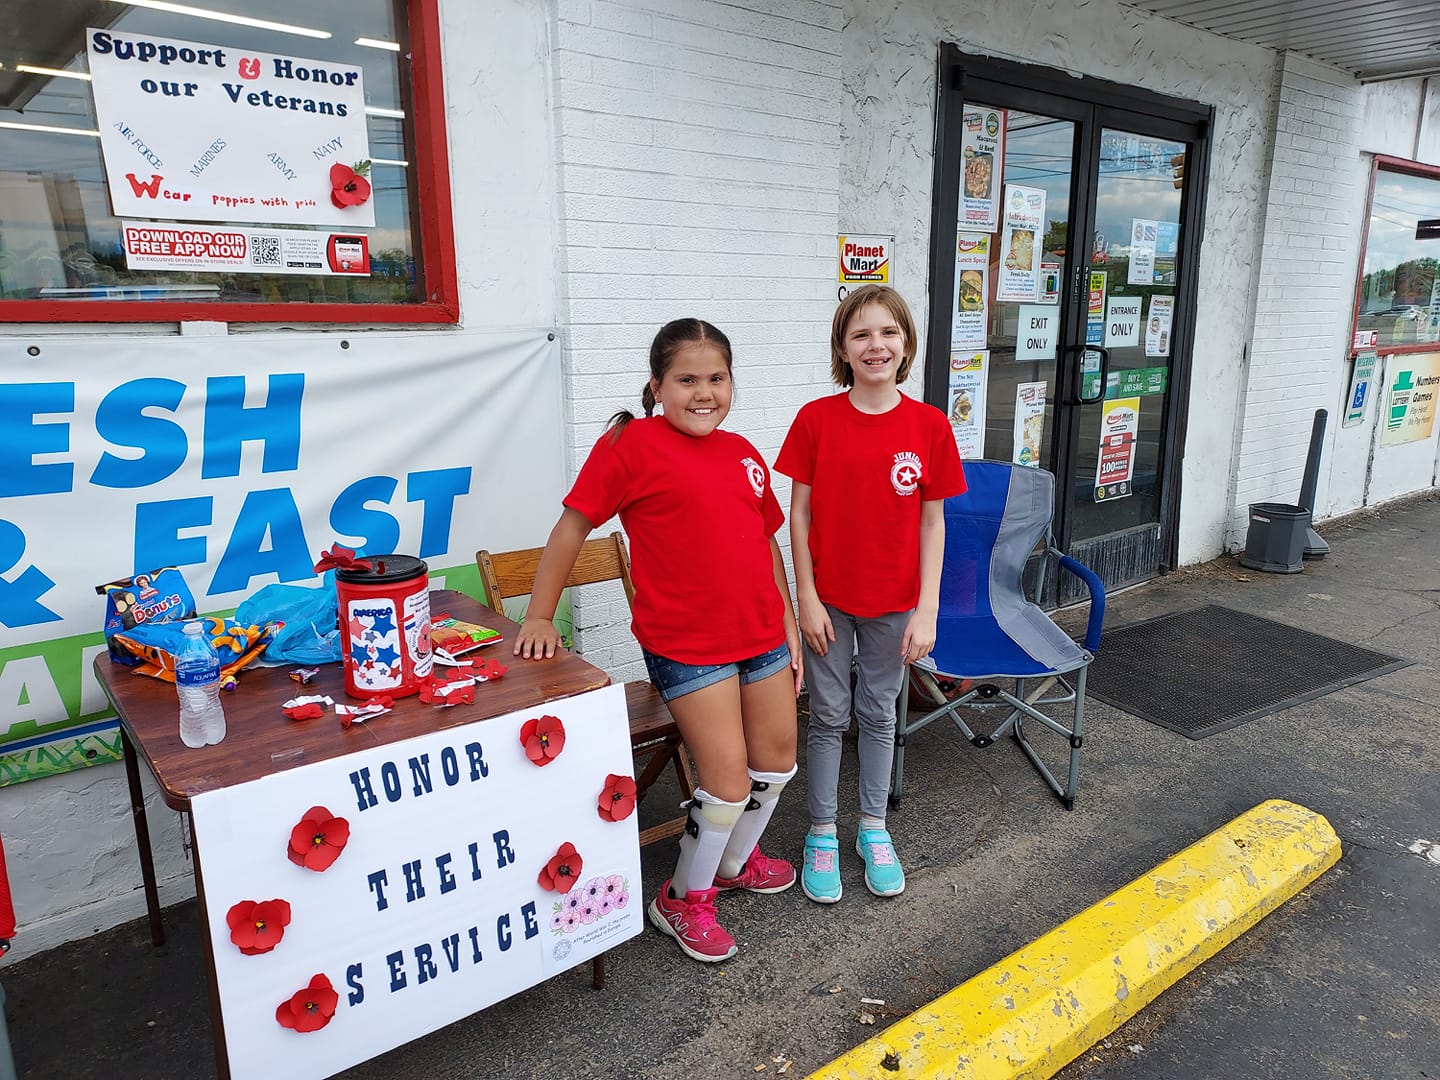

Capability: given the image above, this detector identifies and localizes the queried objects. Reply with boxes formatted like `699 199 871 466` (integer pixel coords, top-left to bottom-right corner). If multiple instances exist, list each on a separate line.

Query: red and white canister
334 555 432 699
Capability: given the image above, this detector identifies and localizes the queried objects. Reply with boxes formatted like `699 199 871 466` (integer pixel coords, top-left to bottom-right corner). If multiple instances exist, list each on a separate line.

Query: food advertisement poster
1095 397 1141 501
952 234 991 350
1016 305 1059 362
190 684 642 1080
837 235 891 284
1086 271 1108 345
1039 261 1061 304
1104 295 1142 348
960 106 1004 232
1380 352 1440 447
122 221 371 276
1127 219 1157 285
996 185 1046 302
1013 380 1047 468
87 28 375 228
947 352 988 459
1145 295 1174 357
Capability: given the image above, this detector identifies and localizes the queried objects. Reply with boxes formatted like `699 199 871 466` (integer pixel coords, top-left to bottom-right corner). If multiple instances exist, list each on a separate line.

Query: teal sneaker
855 827 905 897
801 833 842 904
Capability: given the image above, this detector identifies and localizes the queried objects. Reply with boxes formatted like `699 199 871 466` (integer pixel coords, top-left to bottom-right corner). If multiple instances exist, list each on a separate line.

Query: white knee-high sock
718 765 796 878
670 788 747 896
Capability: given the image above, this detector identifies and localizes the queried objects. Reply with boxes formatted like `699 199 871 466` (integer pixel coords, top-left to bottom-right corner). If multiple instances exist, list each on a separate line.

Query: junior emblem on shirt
741 456 766 497
890 451 922 496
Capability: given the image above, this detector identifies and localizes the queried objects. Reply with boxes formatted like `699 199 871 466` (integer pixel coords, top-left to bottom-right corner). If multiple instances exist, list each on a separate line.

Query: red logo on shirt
741 456 765 497
890 452 921 496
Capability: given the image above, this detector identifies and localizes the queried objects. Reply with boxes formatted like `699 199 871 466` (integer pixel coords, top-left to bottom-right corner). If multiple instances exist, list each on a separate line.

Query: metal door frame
925 46 1213 574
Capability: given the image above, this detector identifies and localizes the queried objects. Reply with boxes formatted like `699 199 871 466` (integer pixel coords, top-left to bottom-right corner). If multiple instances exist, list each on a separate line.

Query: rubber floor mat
1085 604 1410 739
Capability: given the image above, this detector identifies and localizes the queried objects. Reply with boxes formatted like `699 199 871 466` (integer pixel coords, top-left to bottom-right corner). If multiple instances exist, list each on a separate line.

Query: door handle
1074 345 1109 405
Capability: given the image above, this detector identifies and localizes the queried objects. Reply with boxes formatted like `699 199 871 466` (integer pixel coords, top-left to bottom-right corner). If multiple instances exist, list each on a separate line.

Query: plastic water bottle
176 621 226 747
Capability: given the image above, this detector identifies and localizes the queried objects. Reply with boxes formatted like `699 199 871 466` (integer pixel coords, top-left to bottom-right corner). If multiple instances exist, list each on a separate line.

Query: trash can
1239 502 1310 574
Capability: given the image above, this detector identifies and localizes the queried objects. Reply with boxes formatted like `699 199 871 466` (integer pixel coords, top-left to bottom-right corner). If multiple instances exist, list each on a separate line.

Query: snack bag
95 567 196 666
429 612 503 657
111 615 279 685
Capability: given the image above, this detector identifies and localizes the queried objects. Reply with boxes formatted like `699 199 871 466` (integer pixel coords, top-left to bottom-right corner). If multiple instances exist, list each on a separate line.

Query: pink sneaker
647 881 737 962
713 846 797 895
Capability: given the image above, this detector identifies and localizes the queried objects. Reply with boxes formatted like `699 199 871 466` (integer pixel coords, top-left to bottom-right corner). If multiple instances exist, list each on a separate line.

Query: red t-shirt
564 416 786 664
775 392 966 617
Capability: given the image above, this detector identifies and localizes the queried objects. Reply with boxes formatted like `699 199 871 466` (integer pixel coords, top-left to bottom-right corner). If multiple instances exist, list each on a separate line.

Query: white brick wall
1228 53 1369 544
552 0 843 673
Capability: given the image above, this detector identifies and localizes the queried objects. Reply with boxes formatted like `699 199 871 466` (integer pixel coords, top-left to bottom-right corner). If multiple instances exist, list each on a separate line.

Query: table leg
189 817 231 1080
591 953 606 990
122 729 165 948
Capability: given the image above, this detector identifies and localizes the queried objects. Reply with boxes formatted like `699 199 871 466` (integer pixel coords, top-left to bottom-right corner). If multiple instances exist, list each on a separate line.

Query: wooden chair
476 533 695 846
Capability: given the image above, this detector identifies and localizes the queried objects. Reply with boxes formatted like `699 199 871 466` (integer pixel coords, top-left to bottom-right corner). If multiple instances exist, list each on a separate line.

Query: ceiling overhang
1123 0 1440 83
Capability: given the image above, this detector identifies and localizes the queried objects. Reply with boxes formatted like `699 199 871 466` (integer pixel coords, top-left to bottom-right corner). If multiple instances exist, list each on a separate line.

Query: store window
1354 157 1440 353
0 0 455 323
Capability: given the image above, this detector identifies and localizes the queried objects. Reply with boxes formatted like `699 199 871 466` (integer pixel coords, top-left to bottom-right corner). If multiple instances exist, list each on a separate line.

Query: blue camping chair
890 461 1105 810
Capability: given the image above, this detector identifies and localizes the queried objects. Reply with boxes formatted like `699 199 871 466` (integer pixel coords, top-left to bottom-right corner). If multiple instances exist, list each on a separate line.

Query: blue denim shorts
642 642 792 703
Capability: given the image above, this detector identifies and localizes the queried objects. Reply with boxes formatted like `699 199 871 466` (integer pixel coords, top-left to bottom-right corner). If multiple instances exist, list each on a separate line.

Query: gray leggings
804 604 910 824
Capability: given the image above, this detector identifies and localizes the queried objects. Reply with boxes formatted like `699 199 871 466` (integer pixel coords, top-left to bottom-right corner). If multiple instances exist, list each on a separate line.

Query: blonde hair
830 285 917 387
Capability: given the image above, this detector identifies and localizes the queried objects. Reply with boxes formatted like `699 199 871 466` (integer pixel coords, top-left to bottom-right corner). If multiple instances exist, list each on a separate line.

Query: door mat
1085 604 1410 740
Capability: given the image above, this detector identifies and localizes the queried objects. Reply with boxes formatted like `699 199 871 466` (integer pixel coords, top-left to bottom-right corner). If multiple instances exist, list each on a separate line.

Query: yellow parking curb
807 798 1341 1080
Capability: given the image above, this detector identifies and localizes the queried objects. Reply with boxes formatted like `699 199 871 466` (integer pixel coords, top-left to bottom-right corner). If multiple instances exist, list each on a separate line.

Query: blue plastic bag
234 572 341 665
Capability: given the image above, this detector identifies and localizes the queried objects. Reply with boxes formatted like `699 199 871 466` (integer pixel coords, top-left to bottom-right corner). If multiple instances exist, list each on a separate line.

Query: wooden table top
94 590 610 811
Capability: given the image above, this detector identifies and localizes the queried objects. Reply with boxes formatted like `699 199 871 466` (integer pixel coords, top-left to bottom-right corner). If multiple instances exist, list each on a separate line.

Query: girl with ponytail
514 318 803 964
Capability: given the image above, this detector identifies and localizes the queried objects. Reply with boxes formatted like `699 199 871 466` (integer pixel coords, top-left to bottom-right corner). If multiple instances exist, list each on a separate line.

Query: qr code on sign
250 235 282 267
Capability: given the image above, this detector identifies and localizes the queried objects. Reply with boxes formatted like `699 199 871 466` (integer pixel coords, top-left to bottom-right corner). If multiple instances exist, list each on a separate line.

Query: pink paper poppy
598 773 638 821
537 841 583 892
275 973 339 1033
520 715 566 766
287 806 350 872
226 898 292 956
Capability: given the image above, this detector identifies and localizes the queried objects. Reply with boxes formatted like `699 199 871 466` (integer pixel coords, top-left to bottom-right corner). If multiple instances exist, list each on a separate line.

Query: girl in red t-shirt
514 318 803 963
775 286 966 905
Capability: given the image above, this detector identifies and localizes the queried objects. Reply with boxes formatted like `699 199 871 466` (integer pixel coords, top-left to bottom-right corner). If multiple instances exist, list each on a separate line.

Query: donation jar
334 555 433 699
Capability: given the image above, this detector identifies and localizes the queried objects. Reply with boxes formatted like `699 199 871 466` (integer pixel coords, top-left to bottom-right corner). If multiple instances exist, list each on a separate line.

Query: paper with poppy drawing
190 683 639 1080
87 28 374 227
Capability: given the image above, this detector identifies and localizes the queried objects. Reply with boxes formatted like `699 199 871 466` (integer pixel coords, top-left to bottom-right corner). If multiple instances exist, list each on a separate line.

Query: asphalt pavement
4 492 1437 1080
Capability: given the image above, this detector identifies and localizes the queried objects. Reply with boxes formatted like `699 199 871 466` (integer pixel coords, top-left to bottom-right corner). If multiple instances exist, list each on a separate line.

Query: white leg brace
670 788 747 896
717 765 797 879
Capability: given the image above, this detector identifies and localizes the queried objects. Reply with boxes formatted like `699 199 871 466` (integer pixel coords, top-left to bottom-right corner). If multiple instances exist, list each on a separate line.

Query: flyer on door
947 351 988 460
1013 380 1047 468
996 185 1046 302
1105 295 1142 347
1094 397 1141 501
1086 271 1108 345
951 234 991 350
1127 219 1158 285
1145 295 1175 357
960 107 1005 232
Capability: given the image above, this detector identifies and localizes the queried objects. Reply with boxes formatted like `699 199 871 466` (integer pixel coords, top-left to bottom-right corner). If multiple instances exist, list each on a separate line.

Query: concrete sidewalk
5 493 1437 1080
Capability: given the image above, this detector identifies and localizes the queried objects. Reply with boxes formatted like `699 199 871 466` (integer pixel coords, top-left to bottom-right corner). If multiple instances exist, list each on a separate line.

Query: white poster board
191 683 641 1080
88 28 374 227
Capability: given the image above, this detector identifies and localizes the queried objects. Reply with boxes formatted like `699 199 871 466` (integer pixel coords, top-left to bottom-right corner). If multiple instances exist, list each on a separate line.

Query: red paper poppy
287 806 350 872
538 842 583 892
519 715 566 766
475 657 508 680
329 161 372 209
597 774 638 822
226 898 292 955
275 973 339 1033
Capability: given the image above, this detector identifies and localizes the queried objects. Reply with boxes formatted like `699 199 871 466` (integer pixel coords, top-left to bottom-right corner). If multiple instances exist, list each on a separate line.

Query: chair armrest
1051 551 1106 653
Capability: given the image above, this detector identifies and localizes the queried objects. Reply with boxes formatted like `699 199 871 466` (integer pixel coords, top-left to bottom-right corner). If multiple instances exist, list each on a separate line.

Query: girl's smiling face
651 340 733 437
843 302 905 388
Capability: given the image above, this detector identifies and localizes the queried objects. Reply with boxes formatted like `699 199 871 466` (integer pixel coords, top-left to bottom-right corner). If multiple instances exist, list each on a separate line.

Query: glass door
926 49 1211 601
